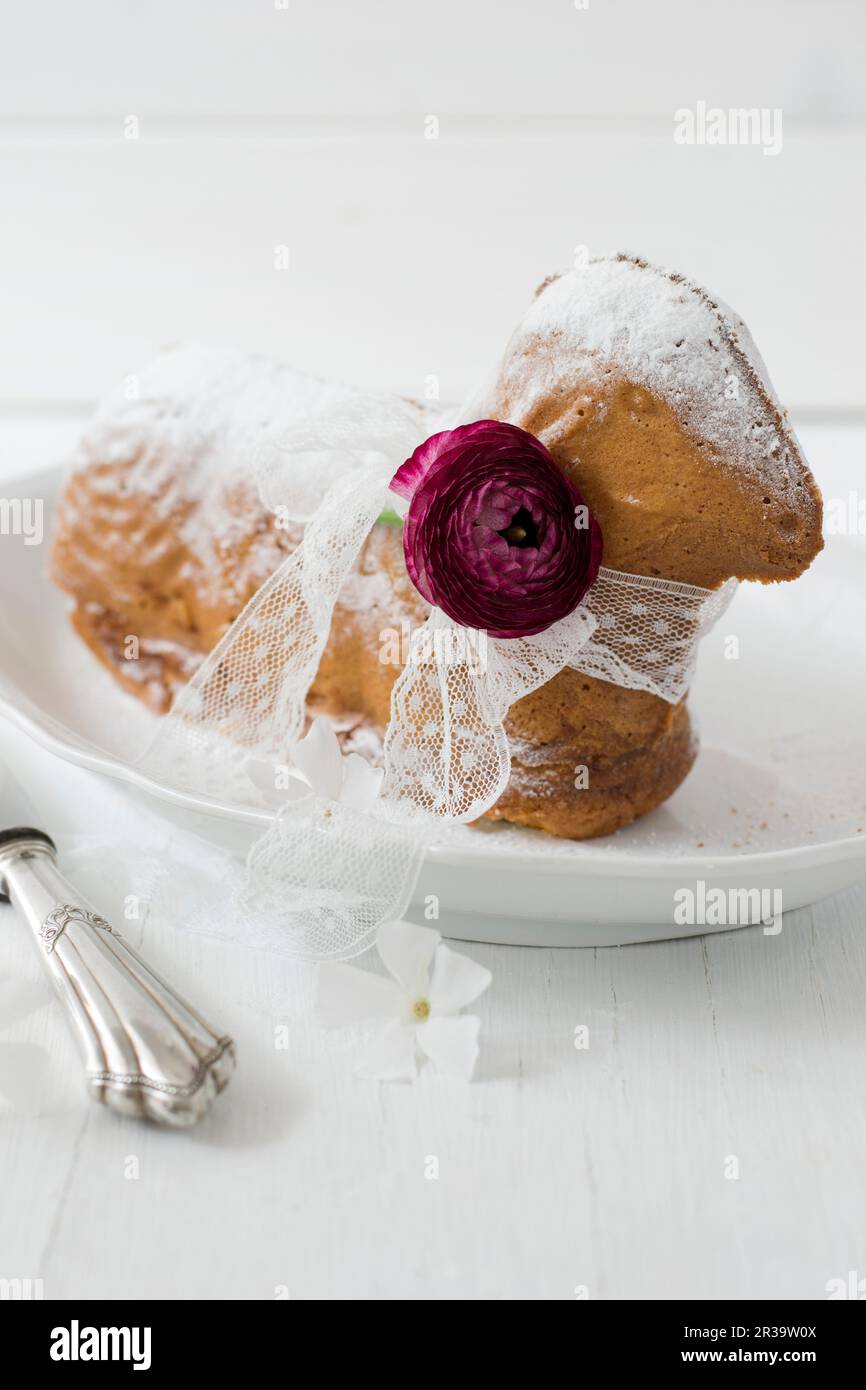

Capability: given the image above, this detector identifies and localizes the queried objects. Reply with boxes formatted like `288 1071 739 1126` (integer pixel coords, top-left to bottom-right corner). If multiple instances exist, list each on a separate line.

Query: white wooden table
1 0 865 1302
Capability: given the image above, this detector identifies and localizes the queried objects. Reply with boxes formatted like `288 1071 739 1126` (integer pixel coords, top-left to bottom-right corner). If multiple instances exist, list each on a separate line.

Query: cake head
481 254 823 589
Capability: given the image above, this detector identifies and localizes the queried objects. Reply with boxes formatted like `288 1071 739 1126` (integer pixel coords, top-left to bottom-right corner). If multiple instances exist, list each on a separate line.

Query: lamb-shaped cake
51 254 823 839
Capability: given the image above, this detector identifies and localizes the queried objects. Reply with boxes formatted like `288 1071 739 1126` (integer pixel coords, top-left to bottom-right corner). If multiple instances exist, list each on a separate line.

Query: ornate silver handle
0 830 235 1127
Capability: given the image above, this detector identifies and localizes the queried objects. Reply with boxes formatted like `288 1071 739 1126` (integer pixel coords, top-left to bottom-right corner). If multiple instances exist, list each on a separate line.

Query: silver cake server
0 755 235 1127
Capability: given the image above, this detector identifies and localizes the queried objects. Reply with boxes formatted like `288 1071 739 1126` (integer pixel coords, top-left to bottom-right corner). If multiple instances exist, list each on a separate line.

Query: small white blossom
316 920 491 1081
291 715 383 809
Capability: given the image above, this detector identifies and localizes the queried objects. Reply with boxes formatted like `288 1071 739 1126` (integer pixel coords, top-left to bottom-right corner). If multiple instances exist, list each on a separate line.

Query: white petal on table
315 961 404 1028
428 942 492 1015
356 1020 418 1082
340 752 384 810
416 1015 481 1081
376 920 440 994
292 716 344 801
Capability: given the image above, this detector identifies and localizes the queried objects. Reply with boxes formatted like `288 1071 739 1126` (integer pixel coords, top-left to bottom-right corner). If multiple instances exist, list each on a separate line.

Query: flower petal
428 943 492 1015
356 1020 418 1081
390 429 448 501
390 424 498 502
292 716 345 800
376 920 440 994
315 961 405 1028
340 751 384 810
416 1015 481 1080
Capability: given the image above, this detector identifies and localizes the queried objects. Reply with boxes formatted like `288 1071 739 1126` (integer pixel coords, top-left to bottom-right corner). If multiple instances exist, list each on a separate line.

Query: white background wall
0 0 863 416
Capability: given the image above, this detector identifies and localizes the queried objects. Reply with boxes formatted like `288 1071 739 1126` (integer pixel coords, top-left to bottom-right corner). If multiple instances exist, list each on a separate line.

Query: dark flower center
498 506 539 549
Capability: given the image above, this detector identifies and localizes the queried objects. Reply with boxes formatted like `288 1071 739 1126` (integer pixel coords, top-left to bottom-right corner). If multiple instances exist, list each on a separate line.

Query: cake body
53 346 376 711
51 258 823 839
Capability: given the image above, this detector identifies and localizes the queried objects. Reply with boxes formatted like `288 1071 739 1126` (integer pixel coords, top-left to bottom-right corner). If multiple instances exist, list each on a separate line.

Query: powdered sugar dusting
71 343 379 606
492 254 810 505
81 342 360 480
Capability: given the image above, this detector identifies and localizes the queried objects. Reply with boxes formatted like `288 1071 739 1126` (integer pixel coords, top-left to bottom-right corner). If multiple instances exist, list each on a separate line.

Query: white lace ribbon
140 397 422 806
382 605 598 822
138 398 736 957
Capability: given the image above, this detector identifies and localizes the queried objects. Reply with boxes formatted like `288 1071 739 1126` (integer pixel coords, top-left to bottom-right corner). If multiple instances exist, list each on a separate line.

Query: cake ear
484 257 823 589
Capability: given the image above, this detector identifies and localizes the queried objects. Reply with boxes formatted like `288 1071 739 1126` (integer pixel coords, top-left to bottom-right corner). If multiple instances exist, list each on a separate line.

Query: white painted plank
4 875 865 1295
0 0 863 119
0 128 863 409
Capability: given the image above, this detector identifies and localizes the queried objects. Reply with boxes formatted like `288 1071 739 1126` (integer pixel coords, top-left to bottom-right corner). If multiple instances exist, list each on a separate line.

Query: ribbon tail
236 797 427 959
382 612 511 823
382 604 599 825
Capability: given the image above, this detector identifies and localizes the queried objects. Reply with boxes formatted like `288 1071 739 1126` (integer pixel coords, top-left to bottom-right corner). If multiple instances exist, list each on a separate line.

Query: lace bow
139 396 735 957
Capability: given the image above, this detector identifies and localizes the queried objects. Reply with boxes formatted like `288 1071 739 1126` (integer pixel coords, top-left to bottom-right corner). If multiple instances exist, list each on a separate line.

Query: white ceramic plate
2 464 865 946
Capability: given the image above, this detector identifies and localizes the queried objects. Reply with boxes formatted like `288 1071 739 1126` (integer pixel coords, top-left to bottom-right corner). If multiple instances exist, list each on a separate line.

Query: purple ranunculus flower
390 420 603 639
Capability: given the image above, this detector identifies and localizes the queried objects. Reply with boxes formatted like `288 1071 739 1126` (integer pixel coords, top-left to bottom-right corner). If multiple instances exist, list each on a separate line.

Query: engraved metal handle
0 830 235 1127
